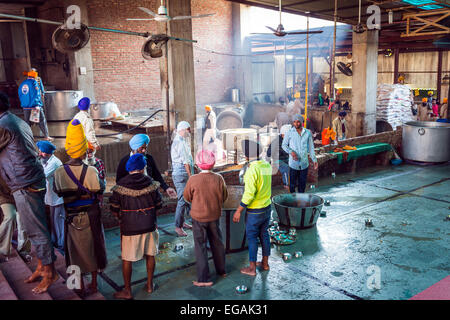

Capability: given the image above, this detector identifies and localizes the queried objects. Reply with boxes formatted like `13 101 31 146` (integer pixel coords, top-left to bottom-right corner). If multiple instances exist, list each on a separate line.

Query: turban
242 139 262 159
280 124 291 136
294 92 300 99
126 153 147 172
78 97 90 111
65 119 88 159
422 97 428 103
196 150 215 170
36 140 56 154
444 98 448 104
339 111 347 117
177 121 190 132
292 114 304 123
24 70 38 78
129 134 150 151
205 105 212 112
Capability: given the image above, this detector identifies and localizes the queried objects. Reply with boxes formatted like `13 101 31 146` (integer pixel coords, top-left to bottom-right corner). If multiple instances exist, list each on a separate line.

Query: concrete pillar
351 30 378 137
274 55 286 102
63 0 95 100
165 0 196 142
232 4 252 104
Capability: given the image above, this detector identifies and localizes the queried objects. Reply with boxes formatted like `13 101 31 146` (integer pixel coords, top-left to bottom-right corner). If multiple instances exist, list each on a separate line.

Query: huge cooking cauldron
272 193 324 229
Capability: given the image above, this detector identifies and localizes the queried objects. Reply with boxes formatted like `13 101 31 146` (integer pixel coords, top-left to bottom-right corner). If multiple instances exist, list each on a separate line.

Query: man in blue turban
110 153 163 299
116 133 177 199
72 97 100 151
36 140 66 251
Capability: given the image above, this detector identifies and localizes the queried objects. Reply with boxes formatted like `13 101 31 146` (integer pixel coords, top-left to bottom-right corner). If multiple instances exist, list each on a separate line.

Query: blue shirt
282 126 317 170
18 78 44 108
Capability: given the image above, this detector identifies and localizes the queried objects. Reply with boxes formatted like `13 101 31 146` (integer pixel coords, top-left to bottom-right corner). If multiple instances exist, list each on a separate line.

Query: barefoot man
233 140 272 276
53 119 107 296
110 154 163 299
0 91 58 293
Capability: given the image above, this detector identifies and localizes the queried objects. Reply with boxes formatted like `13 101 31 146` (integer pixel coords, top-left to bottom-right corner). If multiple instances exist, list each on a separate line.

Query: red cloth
432 104 439 117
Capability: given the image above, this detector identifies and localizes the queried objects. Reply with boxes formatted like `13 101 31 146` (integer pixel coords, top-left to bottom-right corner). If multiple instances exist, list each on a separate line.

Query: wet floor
96 162 450 300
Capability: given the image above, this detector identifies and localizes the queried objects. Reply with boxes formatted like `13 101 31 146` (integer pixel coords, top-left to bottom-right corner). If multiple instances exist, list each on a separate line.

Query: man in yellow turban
53 119 107 296
440 98 448 120
202 105 216 147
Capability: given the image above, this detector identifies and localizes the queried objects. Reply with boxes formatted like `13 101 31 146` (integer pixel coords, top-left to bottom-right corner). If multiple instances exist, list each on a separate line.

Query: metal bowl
272 193 324 229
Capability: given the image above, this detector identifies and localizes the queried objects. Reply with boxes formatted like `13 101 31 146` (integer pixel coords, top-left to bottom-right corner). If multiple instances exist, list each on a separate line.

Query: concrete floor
95 162 450 300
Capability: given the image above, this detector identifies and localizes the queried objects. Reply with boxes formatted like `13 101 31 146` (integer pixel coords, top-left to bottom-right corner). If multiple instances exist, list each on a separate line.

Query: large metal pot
221 128 257 153
220 186 247 253
44 90 83 121
90 102 117 120
402 121 450 163
272 193 324 229
216 109 243 130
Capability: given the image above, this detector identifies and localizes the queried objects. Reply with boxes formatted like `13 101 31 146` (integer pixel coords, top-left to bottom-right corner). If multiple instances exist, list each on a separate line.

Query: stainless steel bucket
220 186 247 253
90 101 117 120
44 90 83 121
402 121 450 163
272 193 324 229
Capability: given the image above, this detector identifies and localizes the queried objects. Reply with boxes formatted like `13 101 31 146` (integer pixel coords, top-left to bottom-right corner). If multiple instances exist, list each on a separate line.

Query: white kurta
73 110 100 149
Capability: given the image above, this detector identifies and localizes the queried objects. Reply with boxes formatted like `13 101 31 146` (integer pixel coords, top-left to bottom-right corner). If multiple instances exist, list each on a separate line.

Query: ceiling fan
127 1 215 22
251 0 323 37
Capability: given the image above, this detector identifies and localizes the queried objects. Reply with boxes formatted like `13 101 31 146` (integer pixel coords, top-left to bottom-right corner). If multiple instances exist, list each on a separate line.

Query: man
203 105 216 147
73 97 100 151
431 99 439 118
18 69 52 141
0 91 57 294
36 140 66 251
86 148 106 186
184 150 228 286
332 111 349 142
53 119 107 295
267 124 290 190
282 115 318 194
116 133 176 199
171 121 195 237
0 175 31 262
440 98 448 120
233 140 272 276
110 154 162 299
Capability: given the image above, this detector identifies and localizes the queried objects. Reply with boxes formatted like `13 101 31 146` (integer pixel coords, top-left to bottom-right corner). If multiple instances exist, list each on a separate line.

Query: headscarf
36 140 56 154
65 119 88 159
126 153 146 172
242 139 262 159
196 149 215 170
78 97 90 111
129 134 150 151
339 111 347 117
177 121 190 132
292 114 304 123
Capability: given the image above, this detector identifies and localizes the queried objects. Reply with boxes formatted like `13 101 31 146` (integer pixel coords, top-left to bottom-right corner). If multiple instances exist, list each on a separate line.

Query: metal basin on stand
219 185 247 253
272 193 324 229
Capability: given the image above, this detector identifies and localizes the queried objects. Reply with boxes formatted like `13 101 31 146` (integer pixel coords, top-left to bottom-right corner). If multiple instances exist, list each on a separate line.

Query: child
110 154 162 299
183 150 228 286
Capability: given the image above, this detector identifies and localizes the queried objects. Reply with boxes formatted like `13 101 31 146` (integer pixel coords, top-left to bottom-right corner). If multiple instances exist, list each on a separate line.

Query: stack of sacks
376 84 415 129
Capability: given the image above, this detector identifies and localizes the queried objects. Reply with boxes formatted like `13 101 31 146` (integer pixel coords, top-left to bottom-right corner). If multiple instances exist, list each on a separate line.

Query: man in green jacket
233 140 272 276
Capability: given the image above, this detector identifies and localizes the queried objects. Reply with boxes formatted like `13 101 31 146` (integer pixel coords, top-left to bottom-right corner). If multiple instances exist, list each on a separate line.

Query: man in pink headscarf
183 150 228 287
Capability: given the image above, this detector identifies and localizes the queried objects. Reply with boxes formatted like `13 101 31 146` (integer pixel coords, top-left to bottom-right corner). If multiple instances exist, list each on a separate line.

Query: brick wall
191 0 236 105
32 0 237 111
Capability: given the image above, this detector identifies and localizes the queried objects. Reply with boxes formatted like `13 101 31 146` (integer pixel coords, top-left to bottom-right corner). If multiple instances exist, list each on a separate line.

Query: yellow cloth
65 120 88 159
343 145 357 150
